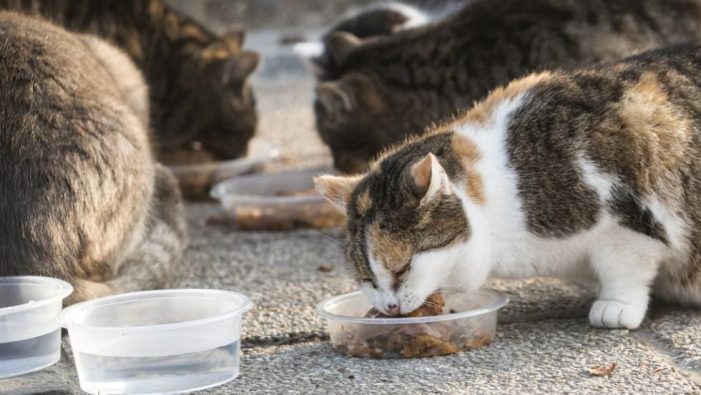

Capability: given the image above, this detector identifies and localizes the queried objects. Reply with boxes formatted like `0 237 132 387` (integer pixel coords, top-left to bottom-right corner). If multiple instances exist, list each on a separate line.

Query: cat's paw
588 299 646 329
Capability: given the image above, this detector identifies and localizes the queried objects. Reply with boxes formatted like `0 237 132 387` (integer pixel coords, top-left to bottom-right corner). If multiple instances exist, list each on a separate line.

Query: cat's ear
327 31 362 65
220 51 260 85
410 153 451 204
315 76 384 114
314 174 362 213
315 81 354 113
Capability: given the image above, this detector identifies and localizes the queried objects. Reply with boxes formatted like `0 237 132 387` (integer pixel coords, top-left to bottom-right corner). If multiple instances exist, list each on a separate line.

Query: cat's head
313 33 440 173
315 132 489 315
311 2 428 81
158 27 260 160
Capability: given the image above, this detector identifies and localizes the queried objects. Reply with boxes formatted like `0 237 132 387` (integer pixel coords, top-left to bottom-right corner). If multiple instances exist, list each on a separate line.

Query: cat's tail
67 164 187 305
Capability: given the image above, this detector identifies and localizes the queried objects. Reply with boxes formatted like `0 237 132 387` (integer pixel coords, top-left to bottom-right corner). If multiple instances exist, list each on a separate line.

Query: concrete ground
5 47 701 395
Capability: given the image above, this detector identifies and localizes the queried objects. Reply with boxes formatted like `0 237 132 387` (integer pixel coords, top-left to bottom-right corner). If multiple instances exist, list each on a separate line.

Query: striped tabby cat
0 12 186 303
316 44 701 329
315 0 701 173
0 0 259 160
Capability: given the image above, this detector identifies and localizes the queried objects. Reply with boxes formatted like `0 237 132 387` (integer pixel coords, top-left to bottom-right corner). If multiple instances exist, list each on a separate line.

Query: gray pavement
4 73 701 395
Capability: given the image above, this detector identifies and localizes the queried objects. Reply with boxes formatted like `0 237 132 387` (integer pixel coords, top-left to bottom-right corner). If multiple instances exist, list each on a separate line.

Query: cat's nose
385 303 400 316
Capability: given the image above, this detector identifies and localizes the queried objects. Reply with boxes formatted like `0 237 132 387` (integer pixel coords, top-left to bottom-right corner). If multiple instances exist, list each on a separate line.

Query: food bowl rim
209 167 334 202
316 289 508 325
58 288 253 332
0 276 73 316
167 141 280 174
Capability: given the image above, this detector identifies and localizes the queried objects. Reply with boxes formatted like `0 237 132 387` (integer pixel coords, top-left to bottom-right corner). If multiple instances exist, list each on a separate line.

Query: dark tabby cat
0 12 186 303
317 43 701 329
316 0 701 172
310 2 428 81
0 0 260 160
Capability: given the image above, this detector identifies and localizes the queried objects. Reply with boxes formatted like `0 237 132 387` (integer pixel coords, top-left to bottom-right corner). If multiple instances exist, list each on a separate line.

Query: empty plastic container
0 276 73 378
59 289 253 394
317 290 508 358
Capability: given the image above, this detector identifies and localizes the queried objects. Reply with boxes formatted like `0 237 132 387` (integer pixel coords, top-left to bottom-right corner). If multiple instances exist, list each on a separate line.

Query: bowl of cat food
208 168 345 231
161 139 280 200
0 276 73 378
317 290 507 358
59 289 252 395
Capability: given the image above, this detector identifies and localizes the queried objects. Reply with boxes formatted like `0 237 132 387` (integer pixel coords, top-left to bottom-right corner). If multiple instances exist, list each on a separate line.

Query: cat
314 0 701 173
0 0 260 160
302 2 430 81
0 12 186 304
315 43 701 329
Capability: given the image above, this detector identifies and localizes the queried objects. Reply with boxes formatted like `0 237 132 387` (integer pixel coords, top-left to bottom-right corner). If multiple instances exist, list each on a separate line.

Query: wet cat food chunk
365 293 445 318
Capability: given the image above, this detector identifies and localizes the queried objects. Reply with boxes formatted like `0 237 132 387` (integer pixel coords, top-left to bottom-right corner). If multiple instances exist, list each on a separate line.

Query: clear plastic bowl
0 276 73 378
167 139 280 200
59 289 253 395
317 290 507 358
209 168 344 230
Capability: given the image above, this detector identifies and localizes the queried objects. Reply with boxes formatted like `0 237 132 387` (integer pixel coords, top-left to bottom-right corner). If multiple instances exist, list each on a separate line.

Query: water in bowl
75 340 240 395
0 329 61 378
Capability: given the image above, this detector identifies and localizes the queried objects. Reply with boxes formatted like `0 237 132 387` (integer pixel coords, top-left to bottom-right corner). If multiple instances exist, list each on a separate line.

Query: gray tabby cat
316 0 701 173
0 12 186 303
317 44 701 329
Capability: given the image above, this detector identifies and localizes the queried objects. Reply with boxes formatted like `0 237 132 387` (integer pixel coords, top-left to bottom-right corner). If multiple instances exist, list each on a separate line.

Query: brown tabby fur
316 0 701 173
0 12 186 303
0 0 260 159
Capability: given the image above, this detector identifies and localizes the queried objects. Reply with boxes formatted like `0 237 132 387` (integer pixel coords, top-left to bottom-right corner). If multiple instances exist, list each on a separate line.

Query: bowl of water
0 276 73 378
59 289 253 395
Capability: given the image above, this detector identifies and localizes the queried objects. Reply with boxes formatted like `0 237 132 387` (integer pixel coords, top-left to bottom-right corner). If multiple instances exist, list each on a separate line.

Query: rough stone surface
4 48 701 395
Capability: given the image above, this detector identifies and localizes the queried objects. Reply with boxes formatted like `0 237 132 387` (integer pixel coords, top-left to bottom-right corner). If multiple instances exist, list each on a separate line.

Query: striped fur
315 0 701 173
0 0 259 160
0 12 186 304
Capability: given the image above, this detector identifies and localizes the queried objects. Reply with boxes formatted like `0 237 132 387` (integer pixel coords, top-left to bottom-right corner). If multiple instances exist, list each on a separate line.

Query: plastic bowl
317 290 507 358
209 168 344 230
0 276 73 378
59 289 253 395
167 139 280 200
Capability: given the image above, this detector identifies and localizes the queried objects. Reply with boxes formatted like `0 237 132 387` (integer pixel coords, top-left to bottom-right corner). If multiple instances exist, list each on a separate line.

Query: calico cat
0 12 186 303
316 43 701 329
0 0 260 160
315 0 701 173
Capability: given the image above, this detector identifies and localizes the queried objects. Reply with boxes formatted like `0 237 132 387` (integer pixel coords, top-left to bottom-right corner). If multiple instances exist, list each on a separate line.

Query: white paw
588 299 646 329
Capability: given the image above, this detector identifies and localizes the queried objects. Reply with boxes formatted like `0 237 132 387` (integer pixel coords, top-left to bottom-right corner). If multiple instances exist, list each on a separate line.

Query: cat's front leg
588 229 664 329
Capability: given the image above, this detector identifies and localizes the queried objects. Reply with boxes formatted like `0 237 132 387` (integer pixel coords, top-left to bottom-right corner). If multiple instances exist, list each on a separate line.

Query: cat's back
0 11 150 158
0 12 155 279
0 12 131 112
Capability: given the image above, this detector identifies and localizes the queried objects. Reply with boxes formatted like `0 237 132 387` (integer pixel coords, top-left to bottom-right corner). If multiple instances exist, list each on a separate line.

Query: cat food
163 140 279 200
365 293 446 318
210 169 345 231
589 363 618 377
317 290 507 359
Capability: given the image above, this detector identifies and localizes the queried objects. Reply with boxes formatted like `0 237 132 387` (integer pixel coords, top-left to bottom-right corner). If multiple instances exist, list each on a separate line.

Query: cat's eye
361 278 377 289
394 264 410 278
